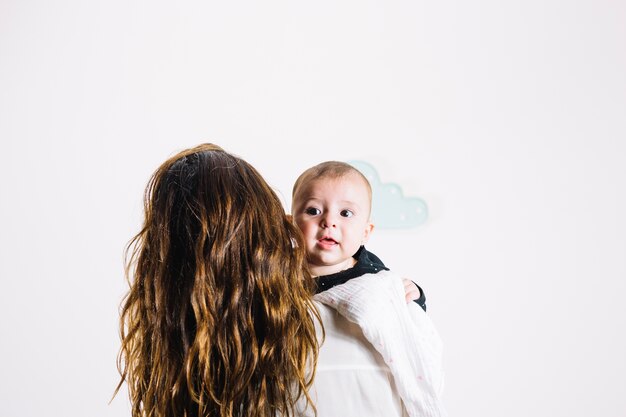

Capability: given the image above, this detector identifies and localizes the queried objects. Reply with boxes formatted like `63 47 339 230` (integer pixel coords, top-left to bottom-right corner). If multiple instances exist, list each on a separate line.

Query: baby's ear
362 222 374 244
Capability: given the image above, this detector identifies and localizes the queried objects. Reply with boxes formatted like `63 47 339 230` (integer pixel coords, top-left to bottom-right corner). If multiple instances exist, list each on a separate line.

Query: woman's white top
298 270 446 417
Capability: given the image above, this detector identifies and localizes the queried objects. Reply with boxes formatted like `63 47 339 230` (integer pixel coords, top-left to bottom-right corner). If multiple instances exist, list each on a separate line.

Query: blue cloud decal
347 160 428 229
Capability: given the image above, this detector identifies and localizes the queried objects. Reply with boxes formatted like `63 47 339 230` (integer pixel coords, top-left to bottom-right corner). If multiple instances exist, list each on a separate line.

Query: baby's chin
308 258 356 277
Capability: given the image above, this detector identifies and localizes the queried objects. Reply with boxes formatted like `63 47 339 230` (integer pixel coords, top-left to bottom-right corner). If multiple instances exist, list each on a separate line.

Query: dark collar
315 246 389 293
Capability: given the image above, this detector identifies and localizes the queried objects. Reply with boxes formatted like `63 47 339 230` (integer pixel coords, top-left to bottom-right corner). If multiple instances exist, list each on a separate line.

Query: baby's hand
402 278 422 303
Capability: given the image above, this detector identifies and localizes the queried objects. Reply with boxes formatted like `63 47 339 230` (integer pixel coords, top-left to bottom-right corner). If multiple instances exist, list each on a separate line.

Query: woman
115 144 320 417
115 143 445 417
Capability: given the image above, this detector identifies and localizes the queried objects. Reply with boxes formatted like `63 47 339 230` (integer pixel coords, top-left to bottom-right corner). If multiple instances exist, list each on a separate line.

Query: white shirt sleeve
313 271 447 417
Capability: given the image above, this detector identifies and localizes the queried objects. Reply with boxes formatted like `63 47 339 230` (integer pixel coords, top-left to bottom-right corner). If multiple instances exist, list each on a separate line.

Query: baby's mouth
318 237 338 247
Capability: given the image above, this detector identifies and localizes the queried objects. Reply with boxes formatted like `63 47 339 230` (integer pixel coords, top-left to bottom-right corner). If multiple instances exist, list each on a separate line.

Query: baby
291 161 446 417
291 161 426 308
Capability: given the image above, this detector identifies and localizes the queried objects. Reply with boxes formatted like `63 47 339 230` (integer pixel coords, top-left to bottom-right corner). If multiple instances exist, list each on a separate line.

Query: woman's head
117 143 319 417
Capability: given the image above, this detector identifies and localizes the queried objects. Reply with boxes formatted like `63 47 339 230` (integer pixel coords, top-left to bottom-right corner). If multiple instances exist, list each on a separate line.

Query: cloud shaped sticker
347 160 428 229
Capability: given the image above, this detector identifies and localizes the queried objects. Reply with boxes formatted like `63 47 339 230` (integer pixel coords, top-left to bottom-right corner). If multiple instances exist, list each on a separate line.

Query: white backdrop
1 1 625 416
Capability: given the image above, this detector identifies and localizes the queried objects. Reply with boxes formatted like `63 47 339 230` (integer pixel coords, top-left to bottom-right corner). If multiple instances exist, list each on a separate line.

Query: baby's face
292 173 373 277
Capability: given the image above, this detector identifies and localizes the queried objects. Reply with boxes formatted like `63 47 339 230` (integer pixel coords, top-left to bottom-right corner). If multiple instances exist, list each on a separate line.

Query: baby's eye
305 207 321 216
340 209 354 218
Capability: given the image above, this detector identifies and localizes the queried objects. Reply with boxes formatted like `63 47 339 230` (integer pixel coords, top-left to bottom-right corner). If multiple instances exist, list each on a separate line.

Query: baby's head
291 161 374 277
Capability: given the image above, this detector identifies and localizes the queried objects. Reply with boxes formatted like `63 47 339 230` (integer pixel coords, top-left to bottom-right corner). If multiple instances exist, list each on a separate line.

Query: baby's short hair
292 161 372 209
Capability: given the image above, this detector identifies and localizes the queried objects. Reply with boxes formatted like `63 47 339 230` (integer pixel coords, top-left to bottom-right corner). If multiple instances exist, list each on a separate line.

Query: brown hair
291 161 372 212
115 143 320 417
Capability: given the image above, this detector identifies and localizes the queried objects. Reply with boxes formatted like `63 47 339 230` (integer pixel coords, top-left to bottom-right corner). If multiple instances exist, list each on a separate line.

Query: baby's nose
321 214 336 228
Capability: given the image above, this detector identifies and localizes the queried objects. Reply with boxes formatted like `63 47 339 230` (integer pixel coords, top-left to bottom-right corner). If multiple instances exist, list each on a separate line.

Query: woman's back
115 144 320 417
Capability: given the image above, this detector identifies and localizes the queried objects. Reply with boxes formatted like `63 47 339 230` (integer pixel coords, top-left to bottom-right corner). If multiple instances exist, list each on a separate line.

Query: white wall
1 1 625 416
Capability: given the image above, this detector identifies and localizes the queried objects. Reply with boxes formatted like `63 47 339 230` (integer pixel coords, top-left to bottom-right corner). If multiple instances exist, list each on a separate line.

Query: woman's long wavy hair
114 144 320 417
